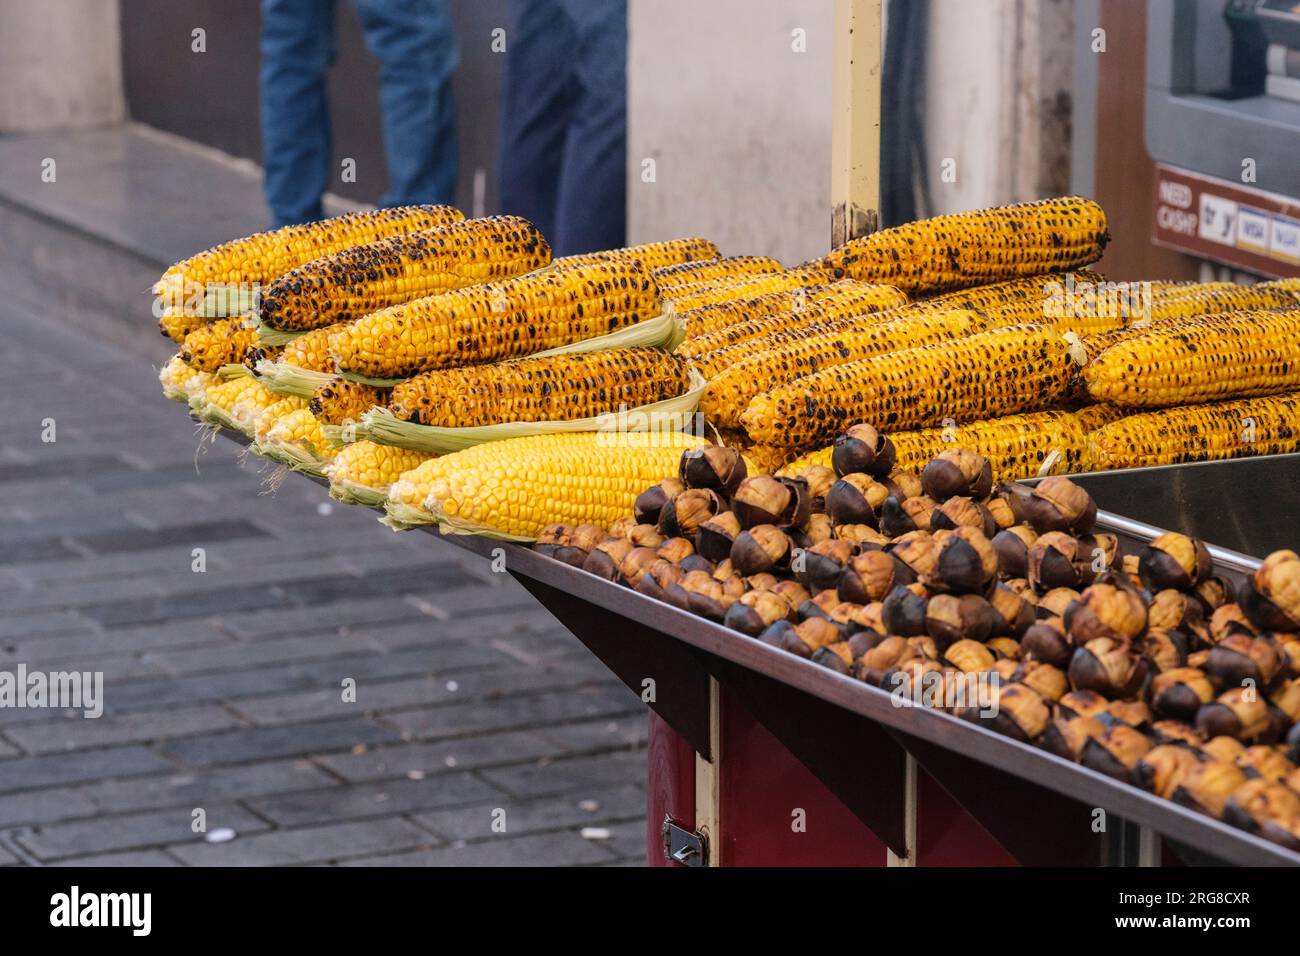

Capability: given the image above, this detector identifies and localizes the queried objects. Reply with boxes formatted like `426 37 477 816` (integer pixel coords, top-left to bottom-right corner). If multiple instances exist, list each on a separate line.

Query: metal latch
661 816 707 867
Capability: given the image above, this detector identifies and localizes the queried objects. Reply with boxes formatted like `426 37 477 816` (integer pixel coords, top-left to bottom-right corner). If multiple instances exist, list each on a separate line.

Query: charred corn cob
326 441 436 504
910 269 1127 334
1084 309 1300 408
1260 278 1300 302
198 377 281 434
418 430 707 539
1072 402 1127 433
158 354 215 402
254 395 311 444
159 308 207 343
677 282 909 369
179 316 260 372
823 197 1109 295
702 310 989 429
331 260 658 379
1086 392 1300 470
155 205 464 311
260 215 551 332
667 266 831 312
278 324 345 372
653 256 782 291
388 348 690 428
310 378 391 426
1138 284 1294 324
779 410 1088 481
743 323 1074 446
554 237 719 271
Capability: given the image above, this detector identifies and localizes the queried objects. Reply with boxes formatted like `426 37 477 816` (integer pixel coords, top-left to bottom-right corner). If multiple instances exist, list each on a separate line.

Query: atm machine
1146 0 1300 277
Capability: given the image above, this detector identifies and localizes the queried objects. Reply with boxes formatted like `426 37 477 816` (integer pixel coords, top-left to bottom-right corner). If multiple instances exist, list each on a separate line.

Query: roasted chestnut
1080 724 1152 782
831 424 897 477
798 512 836 546
1171 760 1248 819
1011 476 1097 534
1205 633 1284 690
679 444 747 495
921 448 993 501
837 549 914 605
658 488 725 538
1020 617 1072 667
1064 582 1148 643
1028 532 1084 591
988 582 1036 637
926 594 1001 648
1138 532 1212 591
1068 637 1150 699
634 477 684 526
1150 667 1215 721
762 616 843 659
1233 745 1296 782
931 527 999 593
627 523 666 549
724 588 796 636
656 536 696 565
582 536 634 579
941 636 997 673
1222 779 1300 834
881 583 930 637
811 641 855 674
798 466 837 513
794 538 856 592
825 473 889 527
960 683 1050 743
1195 688 1273 743
991 525 1037 580
1012 659 1069 701
1042 713 1106 762
695 511 741 562
835 524 890 549
929 496 997 537
664 569 737 620
878 494 936 537
634 558 684 601
854 635 921 686
1241 549 1300 632
1133 744 1203 798
731 476 811 530
887 531 938 580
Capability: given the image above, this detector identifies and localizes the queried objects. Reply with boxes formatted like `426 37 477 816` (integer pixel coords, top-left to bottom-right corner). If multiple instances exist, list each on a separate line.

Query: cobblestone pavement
0 291 648 867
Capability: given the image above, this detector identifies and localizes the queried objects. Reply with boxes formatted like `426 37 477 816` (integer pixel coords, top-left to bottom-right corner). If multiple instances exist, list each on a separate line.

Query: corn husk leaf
336 307 682 387
255 323 310 347
427 509 536 543
251 437 333 478
328 478 389 508
189 393 251 436
355 368 706 454
217 364 251 381
380 499 439 531
201 287 260 318
254 359 336 397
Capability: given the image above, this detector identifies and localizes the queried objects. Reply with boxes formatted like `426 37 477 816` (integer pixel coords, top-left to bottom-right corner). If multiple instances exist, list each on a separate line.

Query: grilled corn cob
702 310 989 429
909 269 1127 334
260 215 551 332
743 323 1074 446
1260 278 1300 302
554 237 719 271
823 197 1109 295
653 256 782 291
278 324 345 372
418 430 707 539
326 441 436 504
1086 392 1300 470
254 396 311 444
1072 402 1127 433
331 260 658 379
667 266 831 312
1138 284 1294 324
677 282 909 369
310 378 391 426
779 410 1088 481
159 308 207 343
155 205 464 311
198 377 282 433
179 316 260 372
386 457 447 526
388 348 690 427
158 354 216 402
1084 309 1300 408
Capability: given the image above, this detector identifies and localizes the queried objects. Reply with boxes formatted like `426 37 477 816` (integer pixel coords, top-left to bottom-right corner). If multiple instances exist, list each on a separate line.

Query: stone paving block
19 802 270 861
338 829 619 867
380 685 641 741
245 771 502 828
143 631 388 677
0 745 174 793
0 611 104 641
84 760 338 815
0 846 18 866
72 519 271 555
411 784 645 843
169 817 435 866
539 714 649 755
482 751 648 800
50 850 181 867
159 716 401 767
77 585 287 628
0 786 100 828
0 453 142 485
317 729 567 783
216 596 439 639
4 704 244 755
3 619 227 664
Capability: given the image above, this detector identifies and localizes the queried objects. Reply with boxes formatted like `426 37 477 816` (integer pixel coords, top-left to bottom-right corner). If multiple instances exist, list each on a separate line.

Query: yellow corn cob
388 348 690 427
778 410 1089 481
254 395 311 444
201 377 282 433
909 269 1127 334
263 408 338 462
666 266 831 312
1138 284 1294 324
1084 309 1300 408
159 354 216 402
327 441 435 495
554 237 719 271
159 308 207 343
310 378 391 426
1072 402 1127 433
179 316 260 372
260 215 551 332
1086 392 1300 470
277 324 346 372
743 323 1074 447
154 205 464 311
823 197 1109 295
1260 278 1300 302
387 456 447 524
677 282 910 369
676 285 834 340
418 430 707 539
702 310 989 429
652 256 783 291
331 260 658 379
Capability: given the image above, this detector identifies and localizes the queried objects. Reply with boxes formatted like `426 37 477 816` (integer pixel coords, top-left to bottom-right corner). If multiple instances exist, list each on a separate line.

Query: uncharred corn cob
310 378 391 425
326 441 435 496
1084 309 1300 408
667 266 831 312
1086 392 1300 470
778 410 1088 481
200 377 281 433
677 282 909 370
742 323 1074 446
554 237 719 271
702 310 989 429
260 215 551 332
158 354 216 402
254 395 311 444
155 205 463 311
179 316 260 372
388 348 690 427
331 260 659 379
159 308 207 343
386 456 446 522
653 256 783 292
263 408 338 463
823 197 1109 295
418 430 707 539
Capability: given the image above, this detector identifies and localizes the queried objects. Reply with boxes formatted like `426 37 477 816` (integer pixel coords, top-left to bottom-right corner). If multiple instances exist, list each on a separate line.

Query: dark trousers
260 0 458 227
498 0 627 256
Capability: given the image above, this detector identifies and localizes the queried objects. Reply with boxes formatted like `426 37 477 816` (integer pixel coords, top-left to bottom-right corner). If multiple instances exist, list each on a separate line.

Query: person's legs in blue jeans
260 0 336 226
353 0 459 207
497 0 578 243
552 0 626 254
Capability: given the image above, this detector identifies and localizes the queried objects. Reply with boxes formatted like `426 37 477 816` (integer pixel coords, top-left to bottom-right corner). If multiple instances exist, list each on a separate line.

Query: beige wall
0 0 125 131
627 0 834 265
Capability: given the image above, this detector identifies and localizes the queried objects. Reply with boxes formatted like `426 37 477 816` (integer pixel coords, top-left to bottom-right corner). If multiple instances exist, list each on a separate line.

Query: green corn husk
201 287 260 317
379 499 439 532
254 359 336 397
328 478 388 508
425 510 536 542
188 393 250 436
217 364 251 380
250 437 333 478
355 367 706 454
337 307 683 387
255 323 309 347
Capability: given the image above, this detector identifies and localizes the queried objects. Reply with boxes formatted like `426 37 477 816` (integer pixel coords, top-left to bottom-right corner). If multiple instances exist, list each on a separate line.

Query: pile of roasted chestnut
533 425 1300 851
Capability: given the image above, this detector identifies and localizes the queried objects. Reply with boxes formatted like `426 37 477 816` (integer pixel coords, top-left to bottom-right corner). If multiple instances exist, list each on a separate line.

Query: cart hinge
661 815 708 867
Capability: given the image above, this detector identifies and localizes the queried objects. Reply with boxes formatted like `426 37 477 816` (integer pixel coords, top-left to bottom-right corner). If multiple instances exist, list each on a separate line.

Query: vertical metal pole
693 677 722 866
1137 826 1161 867
886 750 917 866
831 0 884 248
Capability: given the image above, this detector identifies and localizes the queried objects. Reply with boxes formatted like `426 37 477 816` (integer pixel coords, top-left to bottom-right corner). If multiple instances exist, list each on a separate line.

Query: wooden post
830 0 883 248
693 677 722 866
